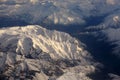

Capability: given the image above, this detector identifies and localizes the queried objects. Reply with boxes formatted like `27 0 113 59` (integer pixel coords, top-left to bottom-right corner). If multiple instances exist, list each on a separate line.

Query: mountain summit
0 25 95 80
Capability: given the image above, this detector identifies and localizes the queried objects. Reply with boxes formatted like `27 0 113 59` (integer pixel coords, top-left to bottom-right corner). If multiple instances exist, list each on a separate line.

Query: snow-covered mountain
0 25 96 80
1 0 120 25
85 12 120 58
1 0 120 79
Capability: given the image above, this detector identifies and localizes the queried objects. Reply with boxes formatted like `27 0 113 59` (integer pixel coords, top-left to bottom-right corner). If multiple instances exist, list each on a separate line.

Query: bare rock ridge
0 25 95 80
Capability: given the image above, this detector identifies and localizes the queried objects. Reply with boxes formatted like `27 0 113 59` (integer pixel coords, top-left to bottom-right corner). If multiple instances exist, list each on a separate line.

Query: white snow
0 25 96 80
0 25 85 60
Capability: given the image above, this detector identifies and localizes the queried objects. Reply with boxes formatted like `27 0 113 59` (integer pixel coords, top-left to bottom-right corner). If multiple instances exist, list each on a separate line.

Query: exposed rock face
0 25 95 80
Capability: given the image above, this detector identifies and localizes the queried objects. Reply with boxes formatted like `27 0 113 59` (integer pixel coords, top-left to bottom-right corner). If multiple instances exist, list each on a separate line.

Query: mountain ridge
0 25 96 80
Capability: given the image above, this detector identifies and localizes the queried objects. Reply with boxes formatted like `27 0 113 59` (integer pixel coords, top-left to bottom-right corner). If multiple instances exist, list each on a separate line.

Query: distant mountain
0 25 96 80
0 0 120 25
85 10 120 58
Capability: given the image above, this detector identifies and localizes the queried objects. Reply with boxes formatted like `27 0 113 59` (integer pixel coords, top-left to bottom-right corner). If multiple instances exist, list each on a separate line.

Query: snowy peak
0 25 85 59
0 25 95 80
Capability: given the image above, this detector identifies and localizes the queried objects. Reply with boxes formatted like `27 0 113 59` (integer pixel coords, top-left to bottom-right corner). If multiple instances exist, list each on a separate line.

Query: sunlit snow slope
0 25 95 80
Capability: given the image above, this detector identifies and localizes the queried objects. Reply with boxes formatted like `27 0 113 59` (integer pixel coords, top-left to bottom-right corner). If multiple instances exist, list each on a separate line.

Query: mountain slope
0 25 95 80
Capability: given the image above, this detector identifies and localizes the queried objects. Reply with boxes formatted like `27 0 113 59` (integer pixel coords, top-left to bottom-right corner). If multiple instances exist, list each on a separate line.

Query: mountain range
1 0 120 80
